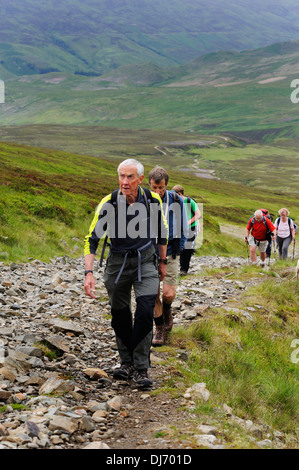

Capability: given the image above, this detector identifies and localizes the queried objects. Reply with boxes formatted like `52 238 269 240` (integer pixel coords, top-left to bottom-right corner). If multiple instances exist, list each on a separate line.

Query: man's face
149 179 167 199
118 164 144 199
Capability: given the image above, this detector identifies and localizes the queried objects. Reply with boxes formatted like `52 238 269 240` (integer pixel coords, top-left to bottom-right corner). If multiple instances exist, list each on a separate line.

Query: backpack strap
251 215 267 228
99 234 109 267
110 188 120 214
169 190 182 259
277 217 291 228
141 187 153 216
99 188 153 267
99 189 120 267
186 196 196 219
170 189 180 203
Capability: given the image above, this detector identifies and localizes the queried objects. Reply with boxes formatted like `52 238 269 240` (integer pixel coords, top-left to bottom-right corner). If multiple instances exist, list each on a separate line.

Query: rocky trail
0 255 292 450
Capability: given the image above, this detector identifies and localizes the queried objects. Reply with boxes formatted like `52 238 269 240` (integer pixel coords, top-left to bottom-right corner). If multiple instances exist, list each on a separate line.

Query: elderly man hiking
148 167 188 346
245 209 276 267
84 159 168 388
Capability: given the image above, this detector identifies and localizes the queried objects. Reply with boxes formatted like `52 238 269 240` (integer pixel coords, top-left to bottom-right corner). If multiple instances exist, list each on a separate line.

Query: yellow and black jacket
84 187 168 257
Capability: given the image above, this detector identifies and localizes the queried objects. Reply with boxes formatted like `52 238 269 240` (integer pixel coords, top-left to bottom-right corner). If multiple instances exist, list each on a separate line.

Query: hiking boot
113 363 134 380
163 309 173 332
152 324 166 347
260 262 265 268
133 369 153 389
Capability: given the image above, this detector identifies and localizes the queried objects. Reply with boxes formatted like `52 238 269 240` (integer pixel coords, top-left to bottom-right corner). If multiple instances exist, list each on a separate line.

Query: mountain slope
1 40 298 141
96 39 299 87
0 139 298 263
0 0 299 76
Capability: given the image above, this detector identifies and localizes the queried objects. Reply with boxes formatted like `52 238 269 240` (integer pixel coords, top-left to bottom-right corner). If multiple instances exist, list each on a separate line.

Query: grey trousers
276 235 292 259
103 245 159 369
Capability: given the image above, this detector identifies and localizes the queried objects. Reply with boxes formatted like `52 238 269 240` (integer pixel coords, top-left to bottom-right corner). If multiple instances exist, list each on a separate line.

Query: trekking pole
273 239 277 261
293 239 296 260
245 237 249 264
268 239 272 267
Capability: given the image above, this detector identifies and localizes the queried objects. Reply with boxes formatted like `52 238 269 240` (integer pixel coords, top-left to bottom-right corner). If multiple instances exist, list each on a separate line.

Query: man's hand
84 273 97 299
158 263 166 281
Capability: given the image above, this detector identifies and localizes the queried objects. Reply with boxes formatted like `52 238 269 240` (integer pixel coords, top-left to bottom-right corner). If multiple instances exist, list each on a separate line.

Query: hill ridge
1 39 299 139
1 0 299 77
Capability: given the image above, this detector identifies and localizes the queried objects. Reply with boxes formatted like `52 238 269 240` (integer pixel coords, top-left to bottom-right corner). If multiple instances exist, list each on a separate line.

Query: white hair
255 210 263 218
279 208 289 216
117 159 144 177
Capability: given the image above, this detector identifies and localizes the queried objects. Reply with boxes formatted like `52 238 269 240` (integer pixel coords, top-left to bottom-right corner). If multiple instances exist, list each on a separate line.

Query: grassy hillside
0 0 299 76
0 139 298 263
168 263 299 440
1 40 299 142
0 125 298 197
1 72 298 138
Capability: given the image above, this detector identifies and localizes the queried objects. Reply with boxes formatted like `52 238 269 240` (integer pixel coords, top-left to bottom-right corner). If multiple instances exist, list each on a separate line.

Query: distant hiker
84 159 168 388
245 209 276 267
274 208 296 259
172 184 201 275
148 167 188 346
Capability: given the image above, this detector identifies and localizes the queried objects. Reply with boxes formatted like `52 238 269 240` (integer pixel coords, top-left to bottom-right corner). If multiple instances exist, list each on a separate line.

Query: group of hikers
245 208 297 266
84 158 296 389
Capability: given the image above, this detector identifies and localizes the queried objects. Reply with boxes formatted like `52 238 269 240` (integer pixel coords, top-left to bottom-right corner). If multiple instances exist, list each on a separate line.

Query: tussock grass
168 273 299 437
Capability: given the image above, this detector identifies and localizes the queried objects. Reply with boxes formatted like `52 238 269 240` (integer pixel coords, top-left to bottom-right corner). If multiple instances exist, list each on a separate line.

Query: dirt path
220 223 244 239
102 357 198 450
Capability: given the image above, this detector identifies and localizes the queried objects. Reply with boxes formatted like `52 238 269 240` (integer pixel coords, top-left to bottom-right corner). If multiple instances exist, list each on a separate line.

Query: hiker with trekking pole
273 208 297 260
245 209 276 267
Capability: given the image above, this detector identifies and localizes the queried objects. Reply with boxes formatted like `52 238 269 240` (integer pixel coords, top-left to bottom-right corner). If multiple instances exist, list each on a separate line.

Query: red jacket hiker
247 216 275 241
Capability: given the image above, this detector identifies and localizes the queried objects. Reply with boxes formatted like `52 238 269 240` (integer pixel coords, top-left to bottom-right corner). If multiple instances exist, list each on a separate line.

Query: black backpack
186 197 196 219
99 187 155 267
155 189 182 258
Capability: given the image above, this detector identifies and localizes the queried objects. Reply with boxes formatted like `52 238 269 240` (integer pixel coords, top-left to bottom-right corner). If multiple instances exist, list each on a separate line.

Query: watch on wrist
158 258 168 265
85 270 93 276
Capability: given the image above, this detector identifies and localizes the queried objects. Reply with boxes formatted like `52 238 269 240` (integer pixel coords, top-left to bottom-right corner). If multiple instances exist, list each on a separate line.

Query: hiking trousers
103 244 159 370
180 225 198 273
180 249 193 273
276 235 292 259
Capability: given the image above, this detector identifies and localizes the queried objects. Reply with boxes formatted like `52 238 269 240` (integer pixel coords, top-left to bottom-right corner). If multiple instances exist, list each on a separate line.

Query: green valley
1 40 298 139
0 125 298 196
0 136 298 263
